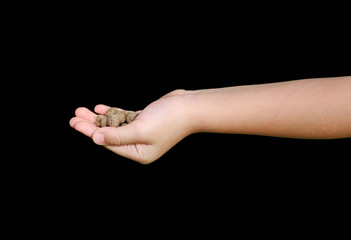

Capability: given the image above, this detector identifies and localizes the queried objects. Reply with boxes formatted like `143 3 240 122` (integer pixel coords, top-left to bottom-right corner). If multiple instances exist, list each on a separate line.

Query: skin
70 76 351 164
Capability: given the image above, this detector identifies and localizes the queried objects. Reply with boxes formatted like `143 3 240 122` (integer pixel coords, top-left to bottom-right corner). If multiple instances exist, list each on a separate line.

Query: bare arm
70 76 351 164
186 76 351 139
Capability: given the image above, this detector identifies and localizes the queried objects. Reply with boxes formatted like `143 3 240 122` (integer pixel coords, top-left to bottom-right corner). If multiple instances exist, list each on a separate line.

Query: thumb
92 126 142 146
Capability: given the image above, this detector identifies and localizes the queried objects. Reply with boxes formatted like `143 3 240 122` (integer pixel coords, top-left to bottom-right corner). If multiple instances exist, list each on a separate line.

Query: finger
73 120 99 138
75 107 97 123
69 116 87 128
92 124 144 146
94 104 110 115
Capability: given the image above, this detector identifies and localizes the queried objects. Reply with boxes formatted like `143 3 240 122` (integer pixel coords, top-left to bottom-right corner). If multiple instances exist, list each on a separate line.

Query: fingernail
93 133 105 145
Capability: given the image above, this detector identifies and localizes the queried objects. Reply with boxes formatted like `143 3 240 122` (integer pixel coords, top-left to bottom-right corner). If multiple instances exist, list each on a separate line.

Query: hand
69 90 193 164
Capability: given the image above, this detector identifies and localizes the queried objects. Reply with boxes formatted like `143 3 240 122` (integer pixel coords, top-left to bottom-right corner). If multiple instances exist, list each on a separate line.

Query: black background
5 3 350 231
49 7 350 171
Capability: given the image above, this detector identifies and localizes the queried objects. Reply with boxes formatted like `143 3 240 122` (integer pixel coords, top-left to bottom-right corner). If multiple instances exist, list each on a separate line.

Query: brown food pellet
105 107 119 116
96 107 139 128
96 115 107 127
106 114 120 127
125 111 139 123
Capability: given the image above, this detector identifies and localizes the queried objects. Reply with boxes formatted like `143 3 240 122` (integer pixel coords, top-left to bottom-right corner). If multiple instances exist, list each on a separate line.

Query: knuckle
109 130 122 145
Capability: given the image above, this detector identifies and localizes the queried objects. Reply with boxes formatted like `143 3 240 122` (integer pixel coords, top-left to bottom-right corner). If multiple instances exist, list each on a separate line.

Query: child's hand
69 90 193 164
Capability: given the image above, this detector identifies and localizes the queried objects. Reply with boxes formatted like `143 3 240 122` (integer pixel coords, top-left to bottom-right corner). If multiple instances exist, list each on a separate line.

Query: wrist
177 89 210 134
164 90 201 136
179 87 242 134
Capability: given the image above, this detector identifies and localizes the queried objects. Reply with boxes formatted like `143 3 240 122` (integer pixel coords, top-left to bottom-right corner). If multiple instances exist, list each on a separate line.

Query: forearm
185 76 351 139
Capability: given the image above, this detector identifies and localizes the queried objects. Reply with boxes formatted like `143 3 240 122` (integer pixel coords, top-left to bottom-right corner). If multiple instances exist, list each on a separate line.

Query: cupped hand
69 90 193 164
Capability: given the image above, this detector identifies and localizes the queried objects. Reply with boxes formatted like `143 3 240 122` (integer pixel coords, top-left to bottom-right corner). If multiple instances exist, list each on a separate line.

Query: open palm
69 90 192 164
